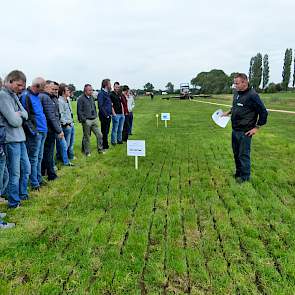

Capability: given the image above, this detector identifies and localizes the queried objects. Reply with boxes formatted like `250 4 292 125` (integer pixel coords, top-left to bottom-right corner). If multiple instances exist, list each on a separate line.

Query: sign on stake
127 140 146 170
161 113 171 128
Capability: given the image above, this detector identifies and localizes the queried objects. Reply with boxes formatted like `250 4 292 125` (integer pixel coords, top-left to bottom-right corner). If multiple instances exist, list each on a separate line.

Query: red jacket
121 94 129 115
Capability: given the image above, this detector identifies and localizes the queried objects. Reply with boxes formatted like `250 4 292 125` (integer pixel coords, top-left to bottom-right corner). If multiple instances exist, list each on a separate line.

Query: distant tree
293 54 295 88
191 69 229 94
74 90 83 98
282 48 292 91
165 82 174 93
136 89 145 96
249 56 255 84
250 53 263 90
262 54 270 89
266 82 277 93
143 82 154 92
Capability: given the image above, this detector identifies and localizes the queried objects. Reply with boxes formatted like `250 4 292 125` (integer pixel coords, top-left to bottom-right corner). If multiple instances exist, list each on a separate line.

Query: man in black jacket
77 84 103 156
40 80 64 181
97 79 112 150
223 73 268 183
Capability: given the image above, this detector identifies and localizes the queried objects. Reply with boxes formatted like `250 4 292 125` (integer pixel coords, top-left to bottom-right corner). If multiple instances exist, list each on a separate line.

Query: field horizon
0 95 295 294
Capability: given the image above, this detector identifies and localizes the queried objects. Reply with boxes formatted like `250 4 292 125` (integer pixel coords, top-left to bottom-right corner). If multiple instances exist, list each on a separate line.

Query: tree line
190 48 295 94
69 49 295 96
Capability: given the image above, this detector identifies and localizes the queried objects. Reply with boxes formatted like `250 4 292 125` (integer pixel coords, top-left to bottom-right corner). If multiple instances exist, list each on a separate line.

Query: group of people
77 80 135 156
0 70 135 229
0 70 268 230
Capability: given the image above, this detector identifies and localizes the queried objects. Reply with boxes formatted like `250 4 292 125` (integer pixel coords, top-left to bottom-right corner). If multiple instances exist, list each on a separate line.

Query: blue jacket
97 89 112 117
39 92 62 134
21 88 48 134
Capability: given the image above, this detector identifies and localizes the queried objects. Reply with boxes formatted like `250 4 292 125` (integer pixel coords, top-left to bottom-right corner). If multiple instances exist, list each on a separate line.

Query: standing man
40 81 64 181
77 84 103 156
0 76 9 201
97 79 112 150
0 70 30 208
223 73 268 183
110 82 125 145
21 77 48 190
0 76 15 227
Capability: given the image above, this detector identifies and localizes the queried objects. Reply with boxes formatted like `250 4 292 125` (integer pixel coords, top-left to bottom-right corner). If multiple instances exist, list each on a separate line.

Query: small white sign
161 113 171 121
212 109 230 128
127 140 146 157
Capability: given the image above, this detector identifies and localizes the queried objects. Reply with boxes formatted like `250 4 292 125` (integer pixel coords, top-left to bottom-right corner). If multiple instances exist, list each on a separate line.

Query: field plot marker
127 140 146 170
161 112 171 128
156 113 159 127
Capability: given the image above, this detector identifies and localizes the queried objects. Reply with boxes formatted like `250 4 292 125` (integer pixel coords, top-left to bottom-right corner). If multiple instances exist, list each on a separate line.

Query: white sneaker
0 213 7 218
0 222 15 229
0 197 7 203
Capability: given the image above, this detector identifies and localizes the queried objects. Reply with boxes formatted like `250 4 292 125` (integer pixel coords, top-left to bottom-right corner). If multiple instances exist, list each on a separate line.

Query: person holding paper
223 73 268 183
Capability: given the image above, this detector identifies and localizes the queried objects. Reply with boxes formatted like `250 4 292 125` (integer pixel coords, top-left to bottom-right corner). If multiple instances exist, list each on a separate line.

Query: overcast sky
0 0 294 90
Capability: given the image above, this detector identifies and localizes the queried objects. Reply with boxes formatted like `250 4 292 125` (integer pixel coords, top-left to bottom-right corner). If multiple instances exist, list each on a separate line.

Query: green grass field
210 92 295 112
0 95 295 294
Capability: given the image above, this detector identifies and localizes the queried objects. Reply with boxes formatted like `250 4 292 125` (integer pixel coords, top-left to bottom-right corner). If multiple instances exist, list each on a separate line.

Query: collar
237 87 250 95
41 91 51 96
27 87 38 96
3 86 15 96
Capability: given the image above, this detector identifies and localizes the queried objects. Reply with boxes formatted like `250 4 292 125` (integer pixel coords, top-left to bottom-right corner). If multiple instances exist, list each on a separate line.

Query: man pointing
223 73 268 183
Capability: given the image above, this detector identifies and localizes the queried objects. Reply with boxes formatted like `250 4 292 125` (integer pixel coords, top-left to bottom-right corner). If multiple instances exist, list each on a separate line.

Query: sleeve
77 97 85 123
251 93 268 126
58 99 67 125
18 102 28 120
97 93 107 117
41 95 62 134
131 98 135 110
0 96 23 127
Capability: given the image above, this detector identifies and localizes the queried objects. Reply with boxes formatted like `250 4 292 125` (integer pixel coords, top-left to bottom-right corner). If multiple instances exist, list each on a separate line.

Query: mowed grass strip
0 95 294 294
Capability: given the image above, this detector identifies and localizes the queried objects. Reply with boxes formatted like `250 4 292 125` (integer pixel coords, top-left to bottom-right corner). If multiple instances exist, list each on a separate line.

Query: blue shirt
21 89 48 133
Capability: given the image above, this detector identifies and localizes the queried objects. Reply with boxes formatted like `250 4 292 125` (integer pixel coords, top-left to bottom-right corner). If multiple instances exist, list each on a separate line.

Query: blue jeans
6 142 31 207
63 126 75 160
128 112 133 135
111 114 125 144
56 136 69 165
0 154 9 196
232 130 252 180
26 132 47 188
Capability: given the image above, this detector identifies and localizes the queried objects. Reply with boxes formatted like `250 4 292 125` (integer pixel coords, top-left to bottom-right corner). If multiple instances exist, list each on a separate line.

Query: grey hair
32 77 45 86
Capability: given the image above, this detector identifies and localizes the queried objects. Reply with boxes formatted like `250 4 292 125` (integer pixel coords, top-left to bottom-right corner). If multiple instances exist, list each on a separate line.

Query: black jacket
231 88 268 132
39 92 62 134
77 94 97 123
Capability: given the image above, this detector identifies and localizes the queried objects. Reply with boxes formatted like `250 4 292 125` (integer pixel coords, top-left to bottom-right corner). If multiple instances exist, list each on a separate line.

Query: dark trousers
42 131 57 180
99 113 111 149
232 130 252 180
122 114 130 142
128 112 133 135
